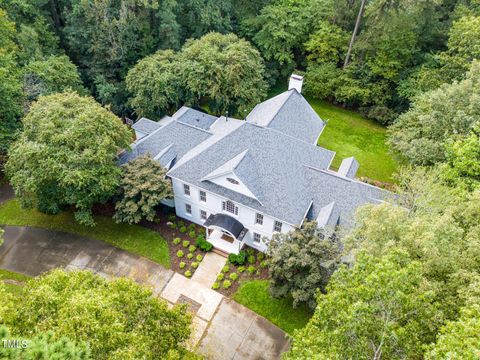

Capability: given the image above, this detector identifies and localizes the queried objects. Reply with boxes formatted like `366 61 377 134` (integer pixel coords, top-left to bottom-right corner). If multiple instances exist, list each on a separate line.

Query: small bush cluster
179 226 187 233
182 240 190 248
179 262 186 269
228 250 247 265
221 265 230 273
212 282 220 290
173 237 181 245
191 262 199 269
176 250 184 258
188 245 196 253
223 280 232 289
238 266 245 273
188 230 196 238
196 254 203 262
247 265 256 274
187 253 193 260
229 273 238 281
217 273 224 281
184 270 192 277
196 236 213 252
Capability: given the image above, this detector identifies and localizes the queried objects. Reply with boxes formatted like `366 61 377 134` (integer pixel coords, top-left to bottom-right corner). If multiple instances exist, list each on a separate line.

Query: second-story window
222 200 238 215
183 184 190 196
253 232 261 244
200 210 207 221
273 220 282 232
199 190 206 202
185 203 192 215
255 213 263 225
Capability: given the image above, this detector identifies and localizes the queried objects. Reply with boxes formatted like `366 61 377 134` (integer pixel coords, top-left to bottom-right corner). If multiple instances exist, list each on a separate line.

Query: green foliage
179 261 186 269
179 226 187 233
212 282 220 290
188 223 195 231
305 22 348 65
173 237 181 245
6 92 131 226
191 262 199 269
114 155 172 224
222 280 232 289
285 251 439 359
187 253 193 260
196 254 203 262
229 272 238 281
23 55 84 102
188 230 196 239
267 221 341 309
182 240 190 248
195 237 213 252
126 50 181 119
256 252 264 261
184 270 192 277
176 250 184 258
168 214 176 222
247 265 256 274
4 270 191 359
389 61 480 165
221 265 230 273
216 273 224 281
188 245 196 253
238 266 245 273
228 250 247 265
247 255 255 264
0 325 90 359
260 260 268 268
170 223 177 229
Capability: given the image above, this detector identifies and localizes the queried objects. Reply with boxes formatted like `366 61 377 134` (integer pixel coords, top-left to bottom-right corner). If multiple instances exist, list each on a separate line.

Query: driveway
0 225 290 359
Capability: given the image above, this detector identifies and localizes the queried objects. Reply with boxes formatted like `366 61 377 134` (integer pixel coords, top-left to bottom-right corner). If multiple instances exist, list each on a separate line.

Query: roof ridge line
176 119 214 134
263 89 296 127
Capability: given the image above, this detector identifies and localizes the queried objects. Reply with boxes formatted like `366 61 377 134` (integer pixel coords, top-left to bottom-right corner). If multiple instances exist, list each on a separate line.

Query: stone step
212 248 229 258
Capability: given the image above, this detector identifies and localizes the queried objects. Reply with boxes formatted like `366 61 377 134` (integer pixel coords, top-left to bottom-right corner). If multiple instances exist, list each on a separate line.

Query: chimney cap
288 73 304 93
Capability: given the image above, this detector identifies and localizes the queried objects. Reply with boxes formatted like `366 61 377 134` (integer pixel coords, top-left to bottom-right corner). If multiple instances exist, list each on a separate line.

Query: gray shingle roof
118 120 212 165
305 167 392 228
132 117 162 135
338 157 359 179
176 108 217 130
168 122 336 225
246 89 325 144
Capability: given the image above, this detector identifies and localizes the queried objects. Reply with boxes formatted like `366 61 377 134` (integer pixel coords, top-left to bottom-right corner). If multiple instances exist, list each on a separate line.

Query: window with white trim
183 184 190 196
273 220 282 232
255 213 263 225
222 200 238 215
199 190 206 202
253 233 261 244
200 210 207 221
185 203 192 215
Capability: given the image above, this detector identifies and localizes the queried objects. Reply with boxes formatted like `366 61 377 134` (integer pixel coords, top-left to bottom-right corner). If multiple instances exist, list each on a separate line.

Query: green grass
0 268 31 297
233 280 312 334
268 82 398 183
0 200 170 268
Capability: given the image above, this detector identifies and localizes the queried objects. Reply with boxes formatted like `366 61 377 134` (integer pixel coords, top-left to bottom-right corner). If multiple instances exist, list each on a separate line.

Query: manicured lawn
0 200 170 268
268 82 398 183
0 268 30 297
233 280 312 335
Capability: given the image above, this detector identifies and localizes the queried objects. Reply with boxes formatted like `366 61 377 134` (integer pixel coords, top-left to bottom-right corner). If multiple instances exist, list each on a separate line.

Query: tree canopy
6 91 131 225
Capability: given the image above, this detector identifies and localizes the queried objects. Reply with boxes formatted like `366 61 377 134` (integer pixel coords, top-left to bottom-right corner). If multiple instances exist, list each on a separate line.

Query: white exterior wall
171 178 294 252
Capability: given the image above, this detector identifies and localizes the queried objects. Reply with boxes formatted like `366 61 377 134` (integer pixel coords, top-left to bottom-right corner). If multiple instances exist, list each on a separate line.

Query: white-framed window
253 233 261 244
199 190 206 202
273 220 282 232
185 203 192 215
183 184 190 196
222 200 238 215
255 213 263 225
200 210 207 221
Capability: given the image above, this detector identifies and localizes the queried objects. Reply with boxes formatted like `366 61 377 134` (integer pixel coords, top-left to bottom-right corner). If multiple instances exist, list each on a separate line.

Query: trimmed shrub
184 270 192 277
216 273 224 281
198 228 206 236
246 248 255 256
179 261 186 269
178 221 185 227
188 245 196 253
187 253 194 260
191 262 199 269
179 226 187 233
188 230 196 239
168 214 176 222
222 280 232 289
176 250 184 258
221 265 230 273
196 237 213 252
247 265 256 274
196 254 203 262
260 260 268 268
257 252 265 261
188 223 196 231
247 255 256 264
229 273 238 281
212 282 220 290
173 237 181 245
170 223 177 229
228 250 247 265
182 240 190 248
238 266 246 273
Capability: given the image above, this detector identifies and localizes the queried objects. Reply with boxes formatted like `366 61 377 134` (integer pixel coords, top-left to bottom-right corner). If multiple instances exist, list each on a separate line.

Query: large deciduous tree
4 270 193 360
266 221 341 309
285 250 440 360
114 155 173 224
6 91 131 226
389 61 480 165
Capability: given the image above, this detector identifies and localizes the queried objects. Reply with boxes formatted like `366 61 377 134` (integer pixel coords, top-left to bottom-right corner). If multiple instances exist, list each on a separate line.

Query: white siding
171 178 293 252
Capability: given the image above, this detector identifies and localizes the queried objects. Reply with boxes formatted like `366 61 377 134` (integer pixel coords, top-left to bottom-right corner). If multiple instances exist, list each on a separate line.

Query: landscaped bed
0 199 170 268
0 268 31 298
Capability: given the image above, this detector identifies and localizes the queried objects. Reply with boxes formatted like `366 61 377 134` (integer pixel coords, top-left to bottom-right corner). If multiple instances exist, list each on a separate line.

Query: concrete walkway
192 252 226 288
0 225 289 359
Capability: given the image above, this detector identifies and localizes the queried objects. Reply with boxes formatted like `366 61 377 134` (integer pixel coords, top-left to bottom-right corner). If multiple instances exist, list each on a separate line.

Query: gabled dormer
201 150 261 201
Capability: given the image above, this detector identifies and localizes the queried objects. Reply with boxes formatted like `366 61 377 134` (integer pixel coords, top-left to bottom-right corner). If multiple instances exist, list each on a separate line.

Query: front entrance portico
203 214 247 254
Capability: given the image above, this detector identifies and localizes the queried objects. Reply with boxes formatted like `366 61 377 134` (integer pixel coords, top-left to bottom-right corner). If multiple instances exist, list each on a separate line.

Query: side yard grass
0 200 170 268
233 280 312 335
0 268 30 297
309 99 398 183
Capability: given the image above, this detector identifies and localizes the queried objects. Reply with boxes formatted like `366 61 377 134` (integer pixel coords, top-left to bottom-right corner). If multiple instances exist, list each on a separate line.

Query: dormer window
226 177 239 185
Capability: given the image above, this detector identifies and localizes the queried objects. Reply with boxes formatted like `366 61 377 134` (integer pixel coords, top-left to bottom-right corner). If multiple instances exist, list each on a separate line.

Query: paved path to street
0 225 290 359
192 252 226 288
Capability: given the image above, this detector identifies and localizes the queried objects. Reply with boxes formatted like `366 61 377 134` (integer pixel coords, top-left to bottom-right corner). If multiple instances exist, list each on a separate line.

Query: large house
119 75 390 254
